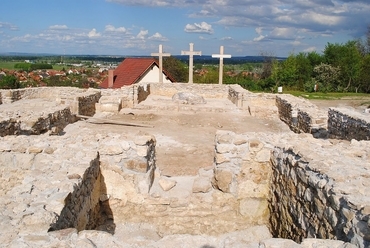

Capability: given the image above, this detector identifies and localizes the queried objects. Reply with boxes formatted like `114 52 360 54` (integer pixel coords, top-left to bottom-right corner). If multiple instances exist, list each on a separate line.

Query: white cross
181 43 201 84
212 46 231 85
151 44 171 83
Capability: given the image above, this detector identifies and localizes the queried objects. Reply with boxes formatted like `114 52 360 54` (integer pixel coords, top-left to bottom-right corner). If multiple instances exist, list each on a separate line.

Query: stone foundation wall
269 144 370 247
213 130 272 224
49 153 109 232
70 91 101 116
276 95 327 137
0 107 76 136
149 83 229 99
0 87 102 117
136 84 150 104
328 108 370 141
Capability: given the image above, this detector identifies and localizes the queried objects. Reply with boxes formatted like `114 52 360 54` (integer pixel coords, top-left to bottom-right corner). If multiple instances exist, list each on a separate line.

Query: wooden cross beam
212 46 231 85
151 44 171 83
181 43 201 84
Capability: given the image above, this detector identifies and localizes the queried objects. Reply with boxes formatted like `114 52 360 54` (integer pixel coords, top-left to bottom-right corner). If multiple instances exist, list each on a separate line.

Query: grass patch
0 61 19 70
284 91 370 100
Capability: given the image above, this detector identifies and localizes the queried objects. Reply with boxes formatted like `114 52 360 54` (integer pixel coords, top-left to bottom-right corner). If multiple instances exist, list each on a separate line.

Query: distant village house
100 58 174 89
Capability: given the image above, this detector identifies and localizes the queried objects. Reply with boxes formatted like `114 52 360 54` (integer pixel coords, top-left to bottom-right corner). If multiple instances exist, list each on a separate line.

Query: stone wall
136 84 151 104
207 130 370 247
48 153 111 232
149 83 229 99
213 130 272 224
70 91 101 116
328 107 370 141
276 95 327 138
0 87 102 117
0 106 76 136
228 85 277 117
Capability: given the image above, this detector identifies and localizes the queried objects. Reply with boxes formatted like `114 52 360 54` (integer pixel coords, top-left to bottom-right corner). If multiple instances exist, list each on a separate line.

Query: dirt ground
88 96 370 177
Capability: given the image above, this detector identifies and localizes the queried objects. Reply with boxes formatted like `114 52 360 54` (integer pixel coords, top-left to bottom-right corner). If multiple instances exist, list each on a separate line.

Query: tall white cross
181 43 201 84
151 44 171 83
212 46 231 85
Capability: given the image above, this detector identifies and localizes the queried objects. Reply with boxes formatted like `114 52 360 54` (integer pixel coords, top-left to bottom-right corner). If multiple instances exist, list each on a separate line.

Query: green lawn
0 61 18 70
284 91 370 100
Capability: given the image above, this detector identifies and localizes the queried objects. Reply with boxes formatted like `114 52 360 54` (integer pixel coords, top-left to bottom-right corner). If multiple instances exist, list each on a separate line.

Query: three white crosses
151 43 231 84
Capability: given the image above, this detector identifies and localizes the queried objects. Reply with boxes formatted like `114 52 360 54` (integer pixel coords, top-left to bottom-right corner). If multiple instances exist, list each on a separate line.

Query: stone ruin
0 84 369 247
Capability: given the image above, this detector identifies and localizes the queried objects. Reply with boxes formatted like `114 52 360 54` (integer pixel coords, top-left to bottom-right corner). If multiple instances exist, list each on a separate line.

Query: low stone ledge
276 94 328 137
328 107 370 141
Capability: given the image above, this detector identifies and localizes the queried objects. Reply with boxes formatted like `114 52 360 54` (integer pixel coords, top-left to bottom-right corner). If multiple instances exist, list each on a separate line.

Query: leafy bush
0 75 21 89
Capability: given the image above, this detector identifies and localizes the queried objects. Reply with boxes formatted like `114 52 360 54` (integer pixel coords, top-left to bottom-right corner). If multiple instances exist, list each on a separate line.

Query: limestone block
216 130 234 144
172 92 206 105
28 146 43 154
136 146 148 157
249 139 264 152
192 176 212 193
233 135 248 145
216 143 235 154
213 169 233 193
120 141 131 151
99 145 123 155
237 180 269 198
158 177 177 191
124 159 148 173
301 238 346 247
260 238 300 248
215 153 230 164
239 198 269 220
256 149 271 162
48 228 78 241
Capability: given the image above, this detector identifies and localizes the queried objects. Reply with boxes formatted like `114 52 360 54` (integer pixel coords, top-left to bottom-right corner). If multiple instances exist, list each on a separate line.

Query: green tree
358 54 370 92
0 75 21 89
163 56 188 82
323 41 362 91
312 63 341 92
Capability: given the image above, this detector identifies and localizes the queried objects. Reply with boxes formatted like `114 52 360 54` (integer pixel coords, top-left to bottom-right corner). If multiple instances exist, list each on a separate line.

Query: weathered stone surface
192 176 212 193
213 169 233 193
172 92 206 105
158 177 177 191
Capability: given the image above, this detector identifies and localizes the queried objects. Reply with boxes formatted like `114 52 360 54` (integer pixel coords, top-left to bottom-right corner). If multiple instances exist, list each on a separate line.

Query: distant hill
0 53 286 64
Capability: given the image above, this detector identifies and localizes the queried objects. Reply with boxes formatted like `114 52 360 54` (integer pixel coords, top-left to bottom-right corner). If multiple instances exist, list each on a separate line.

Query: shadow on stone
48 154 115 234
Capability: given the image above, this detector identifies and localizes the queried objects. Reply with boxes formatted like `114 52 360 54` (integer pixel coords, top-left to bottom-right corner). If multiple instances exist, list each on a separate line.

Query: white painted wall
138 65 173 83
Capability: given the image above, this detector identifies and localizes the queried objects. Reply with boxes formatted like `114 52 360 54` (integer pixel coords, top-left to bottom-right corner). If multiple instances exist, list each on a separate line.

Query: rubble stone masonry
328 107 370 141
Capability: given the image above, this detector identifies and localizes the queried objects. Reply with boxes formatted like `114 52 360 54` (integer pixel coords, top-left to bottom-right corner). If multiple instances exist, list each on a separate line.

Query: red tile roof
100 58 175 89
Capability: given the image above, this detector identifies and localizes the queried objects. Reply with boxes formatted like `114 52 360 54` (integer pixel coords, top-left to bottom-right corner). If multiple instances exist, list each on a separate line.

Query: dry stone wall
213 130 370 247
213 130 272 225
276 95 327 138
48 153 111 232
149 82 229 98
0 87 102 136
328 107 370 141
228 85 277 117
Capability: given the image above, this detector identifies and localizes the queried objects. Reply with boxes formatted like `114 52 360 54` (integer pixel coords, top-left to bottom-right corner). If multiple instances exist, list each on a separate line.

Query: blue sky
0 0 369 56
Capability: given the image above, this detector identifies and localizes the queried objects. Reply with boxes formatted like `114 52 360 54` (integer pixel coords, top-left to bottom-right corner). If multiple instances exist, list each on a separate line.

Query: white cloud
88 28 101 38
148 32 168 41
253 27 266 41
49 25 68 30
221 36 233 40
303 46 317 52
137 30 148 39
105 25 127 33
0 22 19 31
184 22 213 34
269 27 296 40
